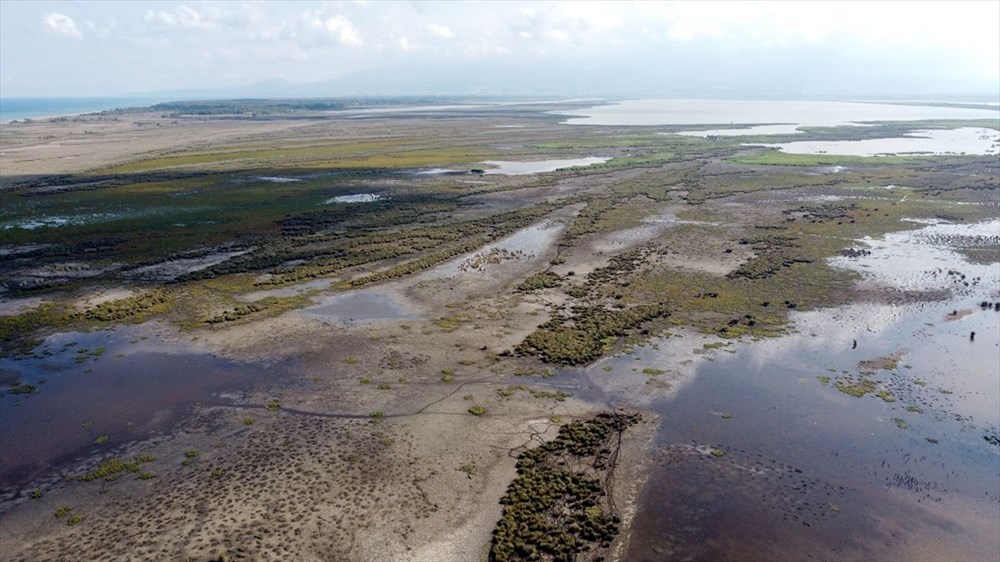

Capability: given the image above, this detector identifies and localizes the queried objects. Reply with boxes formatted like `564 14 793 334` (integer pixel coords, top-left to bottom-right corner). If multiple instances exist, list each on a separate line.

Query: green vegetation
876 389 896 403
490 412 639 561
528 389 571 401
30 489 43 499
517 271 564 292
496 386 519 398
468 406 487 416
8 383 39 395
78 456 154 481
517 303 669 365
205 295 307 324
512 367 556 378
834 376 878 398
94 435 109 444
242 417 255 426
495 385 572 402
83 292 171 322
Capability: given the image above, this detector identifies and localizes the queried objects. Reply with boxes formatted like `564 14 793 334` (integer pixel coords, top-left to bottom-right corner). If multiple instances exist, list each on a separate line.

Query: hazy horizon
2 1 998 100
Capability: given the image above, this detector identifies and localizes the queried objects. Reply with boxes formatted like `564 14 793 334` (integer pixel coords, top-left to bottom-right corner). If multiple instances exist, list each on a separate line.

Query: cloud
546 29 570 42
426 23 453 39
144 5 212 29
44 12 82 39
666 18 722 42
306 14 362 46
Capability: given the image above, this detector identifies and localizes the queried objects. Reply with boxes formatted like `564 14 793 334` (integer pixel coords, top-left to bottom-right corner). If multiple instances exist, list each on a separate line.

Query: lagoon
748 127 1000 156
557 99 1000 127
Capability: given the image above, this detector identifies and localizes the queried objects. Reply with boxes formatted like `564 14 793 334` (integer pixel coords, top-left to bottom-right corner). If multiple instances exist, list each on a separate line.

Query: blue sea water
0 97 166 123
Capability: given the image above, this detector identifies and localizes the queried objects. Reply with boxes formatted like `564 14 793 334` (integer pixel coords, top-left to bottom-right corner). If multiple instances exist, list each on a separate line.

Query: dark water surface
602 220 1000 560
0 326 269 492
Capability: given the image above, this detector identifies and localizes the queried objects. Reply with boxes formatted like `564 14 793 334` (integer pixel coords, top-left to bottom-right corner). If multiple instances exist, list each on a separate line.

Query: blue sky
1 1 998 97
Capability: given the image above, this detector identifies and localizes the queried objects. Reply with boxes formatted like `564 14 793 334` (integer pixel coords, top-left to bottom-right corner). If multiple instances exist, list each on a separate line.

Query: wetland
0 98 997 561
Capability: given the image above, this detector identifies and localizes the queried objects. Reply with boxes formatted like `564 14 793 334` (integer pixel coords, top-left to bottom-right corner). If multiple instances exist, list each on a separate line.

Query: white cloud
144 5 212 29
426 23 454 39
546 29 570 42
666 18 722 42
44 12 82 39
307 14 362 46
7 1 996 96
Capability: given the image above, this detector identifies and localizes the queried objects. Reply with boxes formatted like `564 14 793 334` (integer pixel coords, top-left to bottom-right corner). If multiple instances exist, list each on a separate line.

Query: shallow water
673 124 804 137
240 277 338 302
256 176 301 183
557 99 1000 127
257 220 565 318
574 218 1000 559
480 157 610 175
415 168 464 175
430 220 564 278
323 193 383 204
749 127 1000 156
829 218 1000 293
2 214 116 231
590 212 715 253
0 326 269 491
304 291 419 324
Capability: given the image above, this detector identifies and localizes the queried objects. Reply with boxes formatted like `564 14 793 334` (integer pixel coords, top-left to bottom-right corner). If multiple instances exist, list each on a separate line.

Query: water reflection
748 127 1000 156
0 326 269 491
481 157 610 175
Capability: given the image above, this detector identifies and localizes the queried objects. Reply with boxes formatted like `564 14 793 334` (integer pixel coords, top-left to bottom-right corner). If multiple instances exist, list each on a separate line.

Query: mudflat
1 101 997 561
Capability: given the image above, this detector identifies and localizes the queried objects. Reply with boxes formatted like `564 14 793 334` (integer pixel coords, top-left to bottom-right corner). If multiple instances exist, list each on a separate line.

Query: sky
1 1 998 98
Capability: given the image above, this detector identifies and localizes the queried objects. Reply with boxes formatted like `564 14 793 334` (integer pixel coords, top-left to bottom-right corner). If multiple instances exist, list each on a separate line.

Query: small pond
480 157 610 175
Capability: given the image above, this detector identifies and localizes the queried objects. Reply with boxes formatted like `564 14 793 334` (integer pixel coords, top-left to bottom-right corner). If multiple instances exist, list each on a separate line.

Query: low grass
834 376 877 398
103 142 491 174
731 150 983 167
78 457 152 481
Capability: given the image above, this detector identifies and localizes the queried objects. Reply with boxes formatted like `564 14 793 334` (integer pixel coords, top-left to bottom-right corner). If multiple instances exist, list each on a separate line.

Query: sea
0 97 165 123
